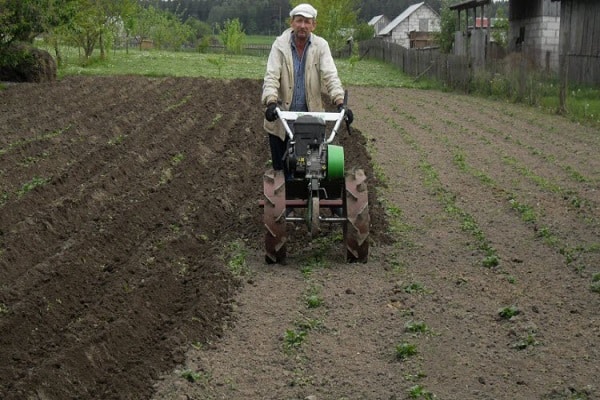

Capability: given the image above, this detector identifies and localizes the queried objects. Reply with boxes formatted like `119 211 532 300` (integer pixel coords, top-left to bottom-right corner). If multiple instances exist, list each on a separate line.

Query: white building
377 2 441 48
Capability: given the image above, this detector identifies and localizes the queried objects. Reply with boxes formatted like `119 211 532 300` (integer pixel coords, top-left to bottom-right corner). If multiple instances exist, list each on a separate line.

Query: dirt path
1 78 598 400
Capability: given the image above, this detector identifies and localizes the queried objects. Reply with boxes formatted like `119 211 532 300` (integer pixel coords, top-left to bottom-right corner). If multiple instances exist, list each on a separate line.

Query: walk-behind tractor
259 103 370 264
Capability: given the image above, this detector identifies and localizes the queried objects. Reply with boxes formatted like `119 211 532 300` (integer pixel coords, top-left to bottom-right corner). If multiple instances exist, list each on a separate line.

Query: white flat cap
290 3 317 19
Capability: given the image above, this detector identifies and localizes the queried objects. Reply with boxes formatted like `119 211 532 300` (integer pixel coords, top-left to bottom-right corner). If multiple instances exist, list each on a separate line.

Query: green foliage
395 342 417 360
304 285 323 309
227 239 249 276
404 320 430 334
180 369 208 383
409 384 436 399
185 16 212 42
283 328 307 350
513 332 540 350
219 18 245 55
498 305 520 320
353 22 375 42
491 8 509 48
140 5 193 51
17 176 49 197
434 0 456 53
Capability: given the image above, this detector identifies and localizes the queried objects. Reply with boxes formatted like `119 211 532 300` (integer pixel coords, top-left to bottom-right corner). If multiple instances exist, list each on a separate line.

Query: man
261 2 353 173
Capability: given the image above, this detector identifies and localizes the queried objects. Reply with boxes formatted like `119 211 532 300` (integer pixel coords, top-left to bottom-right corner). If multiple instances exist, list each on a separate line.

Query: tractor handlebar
275 108 346 144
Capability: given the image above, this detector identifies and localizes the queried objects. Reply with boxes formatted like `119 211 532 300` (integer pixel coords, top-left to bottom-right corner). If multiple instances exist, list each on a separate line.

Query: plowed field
1 77 598 400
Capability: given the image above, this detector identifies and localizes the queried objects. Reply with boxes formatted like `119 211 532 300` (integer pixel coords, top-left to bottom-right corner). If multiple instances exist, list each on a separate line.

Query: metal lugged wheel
343 168 370 263
263 169 287 264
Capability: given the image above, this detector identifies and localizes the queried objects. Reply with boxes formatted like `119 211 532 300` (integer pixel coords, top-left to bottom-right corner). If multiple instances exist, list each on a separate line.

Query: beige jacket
262 28 345 140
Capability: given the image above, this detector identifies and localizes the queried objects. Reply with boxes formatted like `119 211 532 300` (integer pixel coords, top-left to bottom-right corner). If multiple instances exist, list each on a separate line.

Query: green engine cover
327 145 344 180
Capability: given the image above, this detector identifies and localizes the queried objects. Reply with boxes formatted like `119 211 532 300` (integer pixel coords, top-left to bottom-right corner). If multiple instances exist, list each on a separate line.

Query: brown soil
0 77 598 400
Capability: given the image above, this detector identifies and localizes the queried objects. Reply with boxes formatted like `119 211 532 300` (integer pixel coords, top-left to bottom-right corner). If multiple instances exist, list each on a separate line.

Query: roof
368 15 386 26
449 0 491 12
378 2 434 36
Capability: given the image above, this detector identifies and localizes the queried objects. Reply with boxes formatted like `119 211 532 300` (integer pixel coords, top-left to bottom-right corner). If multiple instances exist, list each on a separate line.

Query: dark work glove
338 104 353 125
265 102 278 122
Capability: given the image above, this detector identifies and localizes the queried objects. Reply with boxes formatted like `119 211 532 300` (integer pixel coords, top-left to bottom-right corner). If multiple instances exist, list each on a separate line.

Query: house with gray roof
377 2 440 48
368 15 390 36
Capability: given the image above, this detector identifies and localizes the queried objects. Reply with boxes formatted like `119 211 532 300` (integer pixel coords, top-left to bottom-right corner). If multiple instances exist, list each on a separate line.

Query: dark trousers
269 133 289 172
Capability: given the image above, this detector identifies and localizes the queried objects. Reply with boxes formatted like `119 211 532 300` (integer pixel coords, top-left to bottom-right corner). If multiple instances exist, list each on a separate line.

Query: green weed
513 332 540 350
17 176 49 197
171 153 184 165
208 113 223 128
283 328 307 350
498 305 520 320
304 285 323 309
166 94 191 111
482 254 500 268
403 282 427 294
227 239 249 276
408 384 436 399
180 369 208 384
508 197 537 222
108 134 126 145
395 342 417 360
404 320 430 334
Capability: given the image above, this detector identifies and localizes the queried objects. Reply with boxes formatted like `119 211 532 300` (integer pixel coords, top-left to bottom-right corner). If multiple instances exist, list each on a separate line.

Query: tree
219 18 245 55
69 1 106 59
434 0 456 53
0 0 69 81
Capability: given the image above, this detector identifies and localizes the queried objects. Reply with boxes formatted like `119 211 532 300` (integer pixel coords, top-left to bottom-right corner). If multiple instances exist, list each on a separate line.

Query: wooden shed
377 2 440 48
508 0 561 72
553 0 600 86
450 0 492 67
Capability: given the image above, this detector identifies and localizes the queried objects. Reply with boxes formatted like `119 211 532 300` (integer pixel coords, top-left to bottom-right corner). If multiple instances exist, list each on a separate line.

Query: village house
376 2 441 49
368 15 390 36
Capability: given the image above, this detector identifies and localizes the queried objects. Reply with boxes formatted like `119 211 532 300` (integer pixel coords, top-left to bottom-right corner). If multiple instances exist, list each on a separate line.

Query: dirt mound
0 76 384 399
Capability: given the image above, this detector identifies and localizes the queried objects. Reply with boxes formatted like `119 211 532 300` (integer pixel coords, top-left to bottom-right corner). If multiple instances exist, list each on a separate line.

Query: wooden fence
358 38 599 89
358 39 474 91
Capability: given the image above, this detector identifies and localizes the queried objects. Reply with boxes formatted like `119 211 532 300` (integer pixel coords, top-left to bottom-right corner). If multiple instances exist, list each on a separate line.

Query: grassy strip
48 45 439 90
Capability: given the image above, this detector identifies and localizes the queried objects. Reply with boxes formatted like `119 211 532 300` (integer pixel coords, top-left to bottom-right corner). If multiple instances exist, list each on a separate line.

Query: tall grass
470 67 600 127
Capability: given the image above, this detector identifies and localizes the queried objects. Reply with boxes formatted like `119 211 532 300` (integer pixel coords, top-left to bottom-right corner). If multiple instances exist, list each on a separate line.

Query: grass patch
46 45 440 90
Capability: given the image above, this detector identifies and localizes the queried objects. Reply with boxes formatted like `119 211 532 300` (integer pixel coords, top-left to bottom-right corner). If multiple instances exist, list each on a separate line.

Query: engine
286 115 328 180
